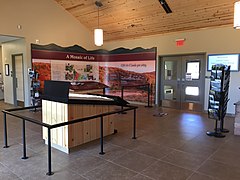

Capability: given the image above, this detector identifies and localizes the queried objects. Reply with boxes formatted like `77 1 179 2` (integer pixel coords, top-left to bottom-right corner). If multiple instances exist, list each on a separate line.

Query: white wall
0 0 94 48
2 39 27 104
0 0 95 106
0 46 3 100
103 26 240 114
0 46 3 75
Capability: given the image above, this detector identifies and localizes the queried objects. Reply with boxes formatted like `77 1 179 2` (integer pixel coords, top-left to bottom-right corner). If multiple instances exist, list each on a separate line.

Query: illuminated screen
207 54 239 71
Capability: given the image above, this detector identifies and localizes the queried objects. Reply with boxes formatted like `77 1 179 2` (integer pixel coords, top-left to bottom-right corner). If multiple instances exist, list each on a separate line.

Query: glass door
181 55 205 111
160 54 205 111
161 56 182 109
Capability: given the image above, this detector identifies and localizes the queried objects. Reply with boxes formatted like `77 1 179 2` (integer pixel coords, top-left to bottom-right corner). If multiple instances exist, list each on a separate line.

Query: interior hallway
0 101 239 180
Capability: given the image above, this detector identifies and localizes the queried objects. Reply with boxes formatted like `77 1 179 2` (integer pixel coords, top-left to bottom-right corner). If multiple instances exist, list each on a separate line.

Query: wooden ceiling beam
54 0 236 41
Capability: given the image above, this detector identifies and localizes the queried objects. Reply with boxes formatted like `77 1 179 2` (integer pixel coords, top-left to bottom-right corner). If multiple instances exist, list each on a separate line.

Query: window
186 61 200 80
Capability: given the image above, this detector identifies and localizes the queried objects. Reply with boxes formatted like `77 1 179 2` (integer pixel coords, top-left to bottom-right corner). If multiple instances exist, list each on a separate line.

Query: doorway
12 54 24 106
160 54 206 111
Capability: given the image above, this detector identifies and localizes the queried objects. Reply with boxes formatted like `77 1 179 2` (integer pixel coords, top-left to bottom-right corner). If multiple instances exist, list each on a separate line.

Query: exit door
160 54 205 111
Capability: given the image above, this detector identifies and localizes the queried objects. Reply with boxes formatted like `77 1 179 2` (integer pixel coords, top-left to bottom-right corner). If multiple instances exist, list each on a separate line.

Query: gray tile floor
0 101 239 179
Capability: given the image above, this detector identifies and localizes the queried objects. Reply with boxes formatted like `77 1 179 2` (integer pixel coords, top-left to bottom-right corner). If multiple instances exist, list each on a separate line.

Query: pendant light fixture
234 1 240 29
94 1 103 46
159 0 172 14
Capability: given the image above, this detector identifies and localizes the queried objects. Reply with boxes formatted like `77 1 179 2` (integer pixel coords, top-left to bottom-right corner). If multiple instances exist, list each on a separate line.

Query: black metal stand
29 100 40 112
2 104 137 176
219 117 229 133
132 109 137 139
215 128 230 133
206 131 225 138
207 65 230 138
99 116 105 155
3 112 9 148
220 128 229 133
206 119 225 138
208 115 229 136
29 107 39 112
113 129 118 134
145 84 153 108
120 87 127 114
46 128 54 176
21 119 28 159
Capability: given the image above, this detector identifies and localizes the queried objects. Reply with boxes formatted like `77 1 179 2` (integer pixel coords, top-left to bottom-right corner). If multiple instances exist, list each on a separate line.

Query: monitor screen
207 54 239 71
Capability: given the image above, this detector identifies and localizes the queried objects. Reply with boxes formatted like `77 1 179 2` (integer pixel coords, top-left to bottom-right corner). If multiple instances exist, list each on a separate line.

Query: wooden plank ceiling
54 0 236 41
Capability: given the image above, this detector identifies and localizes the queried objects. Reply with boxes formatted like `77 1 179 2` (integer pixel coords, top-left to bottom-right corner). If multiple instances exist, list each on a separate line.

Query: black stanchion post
121 86 124 111
99 116 105 155
121 86 124 99
150 83 153 106
214 119 219 134
120 86 127 114
147 84 150 106
220 116 229 133
132 109 136 139
46 128 54 176
3 112 9 148
103 88 105 95
21 119 28 159
145 83 153 108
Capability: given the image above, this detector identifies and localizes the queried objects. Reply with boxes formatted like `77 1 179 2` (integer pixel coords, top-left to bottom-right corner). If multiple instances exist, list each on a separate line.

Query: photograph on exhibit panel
99 60 155 104
32 59 51 92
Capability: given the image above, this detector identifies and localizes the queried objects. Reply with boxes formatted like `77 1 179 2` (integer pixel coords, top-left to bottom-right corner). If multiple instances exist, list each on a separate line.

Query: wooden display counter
42 100 115 153
42 80 128 153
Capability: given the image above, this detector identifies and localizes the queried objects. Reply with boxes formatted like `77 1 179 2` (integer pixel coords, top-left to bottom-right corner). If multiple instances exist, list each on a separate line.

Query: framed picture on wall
5 64 9 76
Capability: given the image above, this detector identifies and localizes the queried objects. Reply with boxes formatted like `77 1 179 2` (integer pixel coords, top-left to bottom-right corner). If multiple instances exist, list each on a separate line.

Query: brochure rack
207 64 230 138
30 70 41 107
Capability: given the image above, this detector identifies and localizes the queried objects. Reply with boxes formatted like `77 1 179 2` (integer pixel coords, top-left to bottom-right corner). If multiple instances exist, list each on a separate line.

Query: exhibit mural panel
31 44 156 104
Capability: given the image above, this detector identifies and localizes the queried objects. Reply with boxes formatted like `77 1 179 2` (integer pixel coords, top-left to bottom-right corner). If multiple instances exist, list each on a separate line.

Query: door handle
177 80 180 88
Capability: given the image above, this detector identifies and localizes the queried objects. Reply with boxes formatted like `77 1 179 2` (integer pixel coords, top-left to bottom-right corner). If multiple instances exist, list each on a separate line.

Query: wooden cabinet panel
68 104 84 147
42 100 116 152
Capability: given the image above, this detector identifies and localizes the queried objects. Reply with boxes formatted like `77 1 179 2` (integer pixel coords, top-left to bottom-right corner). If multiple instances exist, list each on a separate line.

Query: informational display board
31 44 156 103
